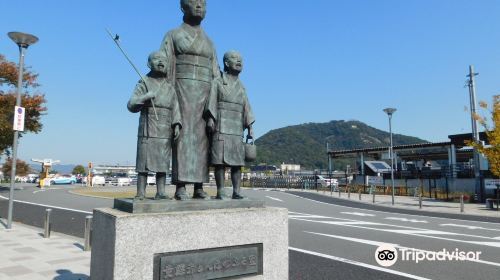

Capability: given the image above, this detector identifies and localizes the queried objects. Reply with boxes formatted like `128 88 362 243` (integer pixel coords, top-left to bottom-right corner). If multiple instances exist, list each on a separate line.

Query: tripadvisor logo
375 244 398 267
375 244 482 267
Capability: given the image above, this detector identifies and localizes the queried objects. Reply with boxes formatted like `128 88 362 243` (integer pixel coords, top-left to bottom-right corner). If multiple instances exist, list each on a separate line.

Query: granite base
90 207 288 280
114 198 264 213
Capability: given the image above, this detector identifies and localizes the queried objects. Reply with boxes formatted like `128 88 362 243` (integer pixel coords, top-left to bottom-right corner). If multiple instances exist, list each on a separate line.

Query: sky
0 0 499 166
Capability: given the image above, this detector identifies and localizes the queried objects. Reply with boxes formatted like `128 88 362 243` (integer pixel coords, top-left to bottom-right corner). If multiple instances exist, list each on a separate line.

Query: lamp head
8 32 39 48
383 108 397 116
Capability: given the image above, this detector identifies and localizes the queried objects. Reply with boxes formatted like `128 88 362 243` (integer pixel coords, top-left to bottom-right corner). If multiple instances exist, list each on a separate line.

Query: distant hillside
254 120 427 170
29 164 76 174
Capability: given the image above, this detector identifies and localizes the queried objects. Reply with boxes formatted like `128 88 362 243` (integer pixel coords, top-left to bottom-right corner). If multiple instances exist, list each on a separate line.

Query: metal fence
248 174 469 201
249 175 322 190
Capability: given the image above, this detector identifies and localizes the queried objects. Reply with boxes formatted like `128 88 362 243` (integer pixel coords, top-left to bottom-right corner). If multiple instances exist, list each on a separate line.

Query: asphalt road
2 185 500 279
287 190 500 223
0 184 107 237
249 189 500 280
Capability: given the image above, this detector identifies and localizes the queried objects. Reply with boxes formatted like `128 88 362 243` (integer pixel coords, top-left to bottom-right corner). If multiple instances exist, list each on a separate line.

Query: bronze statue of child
205 51 255 199
127 51 181 200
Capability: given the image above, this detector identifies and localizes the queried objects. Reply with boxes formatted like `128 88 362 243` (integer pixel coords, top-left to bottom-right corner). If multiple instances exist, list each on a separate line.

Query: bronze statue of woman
159 0 220 200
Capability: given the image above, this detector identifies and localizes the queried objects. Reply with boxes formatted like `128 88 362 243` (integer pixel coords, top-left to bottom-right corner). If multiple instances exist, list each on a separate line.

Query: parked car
147 174 156 185
105 177 114 185
111 177 131 186
89 175 106 186
315 175 338 187
129 175 138 185
94 175 106 186
50 175 77 185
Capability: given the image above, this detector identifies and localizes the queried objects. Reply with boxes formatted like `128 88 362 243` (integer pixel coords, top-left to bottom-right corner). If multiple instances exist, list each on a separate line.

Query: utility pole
326 142 334 191
327 142 332 179
466 65 483 202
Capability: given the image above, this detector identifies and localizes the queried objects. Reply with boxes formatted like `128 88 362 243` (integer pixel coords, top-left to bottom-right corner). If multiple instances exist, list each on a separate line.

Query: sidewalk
294 188 500 218
0 219 90 280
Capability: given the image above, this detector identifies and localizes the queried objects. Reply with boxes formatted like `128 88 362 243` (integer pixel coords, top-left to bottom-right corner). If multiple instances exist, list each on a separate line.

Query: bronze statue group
127 0 254 201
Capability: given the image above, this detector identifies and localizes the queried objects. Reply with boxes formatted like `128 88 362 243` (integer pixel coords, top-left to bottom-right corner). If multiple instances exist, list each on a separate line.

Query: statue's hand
174 125 181 141
207 118 215 134
141 91 157 102
247 126 254 140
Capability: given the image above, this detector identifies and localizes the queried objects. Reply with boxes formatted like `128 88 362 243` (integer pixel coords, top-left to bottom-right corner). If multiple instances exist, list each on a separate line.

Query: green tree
469 95 500 177
1 157 31 178
72 165 86 175
0 54 47 155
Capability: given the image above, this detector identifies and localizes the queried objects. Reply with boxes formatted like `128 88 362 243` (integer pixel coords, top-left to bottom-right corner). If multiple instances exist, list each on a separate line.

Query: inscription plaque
153 244 263 280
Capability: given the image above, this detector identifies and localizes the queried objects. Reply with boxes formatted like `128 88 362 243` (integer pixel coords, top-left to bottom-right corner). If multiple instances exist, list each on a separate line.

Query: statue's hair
180 0 206 8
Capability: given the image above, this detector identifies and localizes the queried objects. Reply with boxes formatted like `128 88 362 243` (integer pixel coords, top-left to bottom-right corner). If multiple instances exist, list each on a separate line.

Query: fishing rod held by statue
106 28 158 120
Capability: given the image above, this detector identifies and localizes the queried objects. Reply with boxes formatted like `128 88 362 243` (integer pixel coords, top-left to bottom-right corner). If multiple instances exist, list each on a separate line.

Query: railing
250 175 319 190
397 164 477 179
248 174 481 202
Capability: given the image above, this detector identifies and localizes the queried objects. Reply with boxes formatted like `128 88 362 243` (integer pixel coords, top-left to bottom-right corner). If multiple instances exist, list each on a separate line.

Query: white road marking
289 212 379 225
289 211 500 241
293 216 500 248
32 188 57 194
288 215 330 219
0 194 92 214
472 241 500 247
281 192 500 225
322 221 382 226
341 212 376 217
265 196 283 202
440 224 500 232
305 231 500 268
384 229 454 235
289 212 340 219
289 247 432 280
306 231 398 247
386 217 428 223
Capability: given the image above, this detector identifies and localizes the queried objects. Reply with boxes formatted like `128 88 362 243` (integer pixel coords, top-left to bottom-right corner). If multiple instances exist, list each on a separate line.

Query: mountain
254 120 427 170
29 164 76 174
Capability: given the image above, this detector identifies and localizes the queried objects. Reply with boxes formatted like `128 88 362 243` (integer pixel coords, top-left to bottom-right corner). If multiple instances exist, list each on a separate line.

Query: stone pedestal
90 207 288 280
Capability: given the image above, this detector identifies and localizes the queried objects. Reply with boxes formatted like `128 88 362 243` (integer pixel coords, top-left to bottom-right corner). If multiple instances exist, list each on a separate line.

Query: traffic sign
13 106 25 131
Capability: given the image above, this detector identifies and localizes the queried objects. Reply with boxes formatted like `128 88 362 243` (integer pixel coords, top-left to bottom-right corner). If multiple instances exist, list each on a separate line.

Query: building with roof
327 132 495 201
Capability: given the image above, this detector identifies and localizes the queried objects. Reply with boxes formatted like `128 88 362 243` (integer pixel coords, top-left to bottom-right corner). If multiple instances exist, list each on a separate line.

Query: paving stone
1 264 34 277
44 241 64 246
9 255 34 262
0 220 91 280
3 243 22 247
47 256 90 265
12 272 48 280
13 246 40 253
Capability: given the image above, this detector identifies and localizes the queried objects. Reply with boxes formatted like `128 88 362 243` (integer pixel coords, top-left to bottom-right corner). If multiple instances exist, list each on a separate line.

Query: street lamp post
383 108 397 205
6 31 39 229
